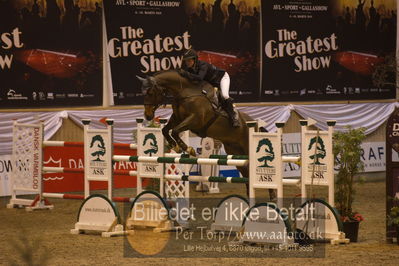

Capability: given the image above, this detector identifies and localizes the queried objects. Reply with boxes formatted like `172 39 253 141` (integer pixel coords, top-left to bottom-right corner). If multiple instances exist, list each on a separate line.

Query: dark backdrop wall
0 0 103 108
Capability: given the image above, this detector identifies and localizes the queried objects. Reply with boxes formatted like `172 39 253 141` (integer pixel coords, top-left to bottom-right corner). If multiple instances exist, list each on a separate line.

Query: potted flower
333 126 366 242
387 199 399 245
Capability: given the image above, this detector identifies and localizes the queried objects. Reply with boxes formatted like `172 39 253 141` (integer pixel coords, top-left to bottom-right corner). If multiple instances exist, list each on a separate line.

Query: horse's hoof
173 145 182 153
187 146 196 157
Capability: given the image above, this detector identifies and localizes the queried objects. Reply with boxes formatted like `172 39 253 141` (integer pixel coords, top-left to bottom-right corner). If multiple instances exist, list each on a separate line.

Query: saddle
184 81 239 138
199 84 228 118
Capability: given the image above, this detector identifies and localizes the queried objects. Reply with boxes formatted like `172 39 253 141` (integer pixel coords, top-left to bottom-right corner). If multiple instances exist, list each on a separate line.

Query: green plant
148 117 161 128
387 206 399 226
333 126 366 222
132 117 162 142
387 198 399 227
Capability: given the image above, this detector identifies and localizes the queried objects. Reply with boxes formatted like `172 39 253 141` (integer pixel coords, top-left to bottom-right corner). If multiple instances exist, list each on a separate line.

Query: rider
178 49 240 127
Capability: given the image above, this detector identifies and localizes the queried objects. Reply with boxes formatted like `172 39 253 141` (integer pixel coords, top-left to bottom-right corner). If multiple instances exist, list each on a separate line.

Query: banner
220 133 387 178
0 146 138 197
0 0 103 108
185 0 261 102
43 145 138 193
104 0 261 105
283 133 386 175
0 155 12 197
386 107 399 240
261 0 397 101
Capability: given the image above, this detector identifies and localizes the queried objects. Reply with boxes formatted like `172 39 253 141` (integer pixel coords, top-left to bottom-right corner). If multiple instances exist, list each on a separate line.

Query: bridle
143 81 168 111
142 72 200 110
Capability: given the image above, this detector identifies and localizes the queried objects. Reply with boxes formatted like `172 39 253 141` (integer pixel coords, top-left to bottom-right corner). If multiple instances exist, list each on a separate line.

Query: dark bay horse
137 70 252 182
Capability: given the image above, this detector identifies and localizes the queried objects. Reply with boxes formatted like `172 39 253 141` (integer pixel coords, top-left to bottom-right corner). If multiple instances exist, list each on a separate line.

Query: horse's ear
136 75 146 82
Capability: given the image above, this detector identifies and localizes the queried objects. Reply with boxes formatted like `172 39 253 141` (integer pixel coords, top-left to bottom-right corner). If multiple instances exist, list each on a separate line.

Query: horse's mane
152 69 180 77
152 69 194 86
151 69 211 92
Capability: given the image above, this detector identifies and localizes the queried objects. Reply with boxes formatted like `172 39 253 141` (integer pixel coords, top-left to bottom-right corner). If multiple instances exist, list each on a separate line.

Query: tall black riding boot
223 98 240 127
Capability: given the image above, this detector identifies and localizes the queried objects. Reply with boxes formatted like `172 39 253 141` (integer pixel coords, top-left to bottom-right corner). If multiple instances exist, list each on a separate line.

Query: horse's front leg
162 115 178 148
170 114 196 156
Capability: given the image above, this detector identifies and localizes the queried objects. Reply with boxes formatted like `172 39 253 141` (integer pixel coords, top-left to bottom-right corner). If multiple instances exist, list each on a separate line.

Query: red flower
341 212 364 222
353 213 364 222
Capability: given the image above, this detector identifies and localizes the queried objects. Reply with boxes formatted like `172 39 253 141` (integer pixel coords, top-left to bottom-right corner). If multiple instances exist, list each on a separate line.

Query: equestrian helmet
182 49 198 60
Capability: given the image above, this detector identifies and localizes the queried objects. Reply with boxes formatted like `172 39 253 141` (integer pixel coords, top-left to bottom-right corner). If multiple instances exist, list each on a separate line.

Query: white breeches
220 72 230 99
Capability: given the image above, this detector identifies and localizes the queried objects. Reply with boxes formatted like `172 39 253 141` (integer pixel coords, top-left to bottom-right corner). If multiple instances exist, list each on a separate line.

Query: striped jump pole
113 169 138 176
43 141 83 147
43 167 84 173
165 175 249 183
161 154 299 164
164 153 249 160
282 156 300 163
42 166 136 202
43 164 137 203
114 143 137 149
43 167 138 177
209 154 249 160
42 193 85 200
42 193 134 202
43 140 137 150
113 155 249 167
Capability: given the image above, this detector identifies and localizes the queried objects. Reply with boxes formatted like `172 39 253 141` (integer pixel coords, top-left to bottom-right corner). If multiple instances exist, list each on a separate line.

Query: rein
143 71 222 137
145 72 217 114
144 78 168 108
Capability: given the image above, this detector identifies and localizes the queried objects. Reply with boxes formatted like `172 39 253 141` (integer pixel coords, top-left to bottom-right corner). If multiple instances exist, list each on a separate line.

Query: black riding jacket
182 60 226 87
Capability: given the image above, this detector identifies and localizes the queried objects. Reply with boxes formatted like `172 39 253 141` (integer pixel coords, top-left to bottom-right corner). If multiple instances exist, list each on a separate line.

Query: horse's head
137 75 166 120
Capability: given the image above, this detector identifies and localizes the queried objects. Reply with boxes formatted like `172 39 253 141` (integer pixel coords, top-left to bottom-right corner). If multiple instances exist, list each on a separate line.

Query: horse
137 69 253 191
